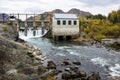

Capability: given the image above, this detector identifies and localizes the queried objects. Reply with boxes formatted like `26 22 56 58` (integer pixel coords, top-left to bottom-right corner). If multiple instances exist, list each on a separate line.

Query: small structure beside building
52 13 79 40
0 13 9 23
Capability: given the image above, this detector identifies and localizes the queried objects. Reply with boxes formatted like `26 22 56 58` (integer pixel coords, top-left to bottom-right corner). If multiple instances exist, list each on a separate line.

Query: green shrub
94 34 106 39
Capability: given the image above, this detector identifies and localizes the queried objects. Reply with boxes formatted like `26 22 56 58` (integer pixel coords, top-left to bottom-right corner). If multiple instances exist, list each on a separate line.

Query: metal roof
54 14 78 19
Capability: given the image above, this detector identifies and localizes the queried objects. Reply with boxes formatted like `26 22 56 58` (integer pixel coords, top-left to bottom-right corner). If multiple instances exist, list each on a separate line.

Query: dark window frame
57 20 61 25
68 20 71 25
74 21 77 25
63 20 66 25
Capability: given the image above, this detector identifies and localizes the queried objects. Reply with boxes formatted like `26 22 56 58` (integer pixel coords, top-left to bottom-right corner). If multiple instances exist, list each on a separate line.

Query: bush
94 34 106 39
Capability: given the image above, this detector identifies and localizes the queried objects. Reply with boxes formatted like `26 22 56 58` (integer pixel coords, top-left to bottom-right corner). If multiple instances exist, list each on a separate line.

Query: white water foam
56 53 66 56
69 51 80 56
109 64 120 76
19 28 47 41
91 57 109 67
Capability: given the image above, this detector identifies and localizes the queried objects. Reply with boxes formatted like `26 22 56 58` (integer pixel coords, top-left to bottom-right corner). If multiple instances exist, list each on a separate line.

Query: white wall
52 17 79 37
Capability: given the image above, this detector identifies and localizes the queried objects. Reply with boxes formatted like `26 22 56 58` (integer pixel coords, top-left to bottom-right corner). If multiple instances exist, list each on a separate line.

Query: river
19 28 120 80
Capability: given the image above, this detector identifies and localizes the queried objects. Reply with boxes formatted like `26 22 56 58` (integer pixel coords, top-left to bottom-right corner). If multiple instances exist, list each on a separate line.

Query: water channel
19 28 120 80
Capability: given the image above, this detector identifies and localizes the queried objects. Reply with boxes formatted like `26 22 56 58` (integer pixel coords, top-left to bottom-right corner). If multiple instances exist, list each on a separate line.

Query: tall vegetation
80 9 120 40
108 10 120 24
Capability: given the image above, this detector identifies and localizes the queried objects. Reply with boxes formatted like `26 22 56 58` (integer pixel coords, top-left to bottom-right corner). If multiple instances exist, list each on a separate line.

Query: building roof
54 14 78 19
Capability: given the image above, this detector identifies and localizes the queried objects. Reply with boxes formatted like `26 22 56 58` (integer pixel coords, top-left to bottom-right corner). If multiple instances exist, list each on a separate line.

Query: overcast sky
0 0 120 16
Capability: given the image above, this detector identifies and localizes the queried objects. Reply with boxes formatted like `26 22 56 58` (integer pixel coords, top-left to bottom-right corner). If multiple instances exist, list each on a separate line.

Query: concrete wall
52 17 79 38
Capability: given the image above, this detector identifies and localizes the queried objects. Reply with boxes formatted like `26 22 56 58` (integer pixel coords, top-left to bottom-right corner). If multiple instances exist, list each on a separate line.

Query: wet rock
47 61 56 69
41 70 58 80
37 65 46 75
62 72 71 79
64 68 71 72
63 67 86 79
62 60 71 65
54 70 62 74
72 61 81 65
70 67 79 72
78 70 87 78
70 71 79 78
87 71 100 80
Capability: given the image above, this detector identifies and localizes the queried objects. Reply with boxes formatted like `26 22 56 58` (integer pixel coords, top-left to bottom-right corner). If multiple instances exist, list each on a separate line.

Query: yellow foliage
94 34 106 39
79 16 83 21
91 19 101 25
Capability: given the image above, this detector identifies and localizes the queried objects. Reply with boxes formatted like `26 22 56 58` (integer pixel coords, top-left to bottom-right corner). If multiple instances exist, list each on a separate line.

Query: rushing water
19 28 120 80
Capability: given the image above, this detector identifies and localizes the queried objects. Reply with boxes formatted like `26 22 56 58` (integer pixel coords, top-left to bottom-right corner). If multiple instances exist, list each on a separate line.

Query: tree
117 10 120 22
86 14 106 20
108 11 118 24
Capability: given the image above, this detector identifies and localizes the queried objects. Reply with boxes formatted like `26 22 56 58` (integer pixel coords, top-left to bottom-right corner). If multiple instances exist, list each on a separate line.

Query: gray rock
37 65 46 75
0 63 5 75
23 67 36 75
78 70 86 78
47 61 56 69
62 72 71 79
64 68 71 72
62 60 71 65
72 61 81 65
87 72 100 80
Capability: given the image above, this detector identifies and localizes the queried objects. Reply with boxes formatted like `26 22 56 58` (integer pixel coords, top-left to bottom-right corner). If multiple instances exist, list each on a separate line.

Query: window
68 20 71 25
57 20 61 25
63 20 66 25
74 21 77 25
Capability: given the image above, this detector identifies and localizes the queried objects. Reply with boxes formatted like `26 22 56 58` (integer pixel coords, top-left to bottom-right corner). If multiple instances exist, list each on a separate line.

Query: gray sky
0 0 119 16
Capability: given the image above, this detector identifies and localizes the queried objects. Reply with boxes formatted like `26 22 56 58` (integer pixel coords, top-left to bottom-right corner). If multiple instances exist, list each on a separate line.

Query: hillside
33 8 92 21
68 8 91 17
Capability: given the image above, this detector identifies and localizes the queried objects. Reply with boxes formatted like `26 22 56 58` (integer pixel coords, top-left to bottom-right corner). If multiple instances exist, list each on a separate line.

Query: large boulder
87 71 100 80
62 60 71 66
47 61 56 69
72 61 81 65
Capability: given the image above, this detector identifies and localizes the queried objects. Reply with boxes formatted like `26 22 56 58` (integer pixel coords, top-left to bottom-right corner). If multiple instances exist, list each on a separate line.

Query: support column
33 14 36 36
41 21 44 35
17 13 20 32
25 14 28 36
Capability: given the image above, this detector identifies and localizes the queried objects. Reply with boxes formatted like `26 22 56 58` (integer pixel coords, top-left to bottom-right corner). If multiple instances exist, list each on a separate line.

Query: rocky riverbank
73 38 120 51
0 24 58 80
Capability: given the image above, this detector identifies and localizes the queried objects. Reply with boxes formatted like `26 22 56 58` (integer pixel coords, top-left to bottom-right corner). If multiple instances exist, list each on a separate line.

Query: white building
52 14 79 40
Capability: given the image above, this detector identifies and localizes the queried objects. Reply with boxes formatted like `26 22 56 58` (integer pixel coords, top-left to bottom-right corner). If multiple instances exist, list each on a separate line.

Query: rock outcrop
0 23 52 80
